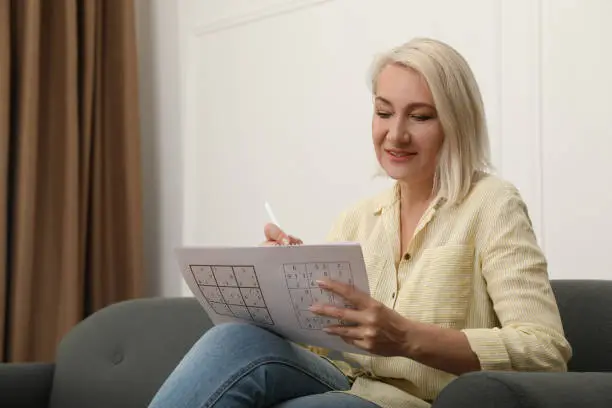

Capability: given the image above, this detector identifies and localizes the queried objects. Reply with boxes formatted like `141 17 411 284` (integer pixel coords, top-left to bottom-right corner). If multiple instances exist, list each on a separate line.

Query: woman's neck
398 178 435 209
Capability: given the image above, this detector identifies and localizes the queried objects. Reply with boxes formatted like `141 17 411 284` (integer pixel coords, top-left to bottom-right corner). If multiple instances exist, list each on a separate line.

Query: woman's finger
309 303 363 324
323 324 364 339
263 223 303 246
315 279 371 309
263 222 283 240
337 332 375 354
263 223 290 244
287 235 303 245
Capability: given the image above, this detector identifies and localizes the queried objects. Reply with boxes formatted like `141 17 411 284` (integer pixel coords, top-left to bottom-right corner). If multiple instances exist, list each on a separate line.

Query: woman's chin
380 166 413 181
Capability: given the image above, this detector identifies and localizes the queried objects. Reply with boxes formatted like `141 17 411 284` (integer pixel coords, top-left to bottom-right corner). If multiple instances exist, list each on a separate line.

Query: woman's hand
309 279 417 357
262 223 303 246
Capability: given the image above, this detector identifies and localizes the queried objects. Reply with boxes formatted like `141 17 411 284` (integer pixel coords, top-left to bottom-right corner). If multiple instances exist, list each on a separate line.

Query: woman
148 37 572 408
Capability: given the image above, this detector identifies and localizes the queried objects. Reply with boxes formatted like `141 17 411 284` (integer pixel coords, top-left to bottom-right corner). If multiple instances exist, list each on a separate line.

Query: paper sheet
175 243 371 355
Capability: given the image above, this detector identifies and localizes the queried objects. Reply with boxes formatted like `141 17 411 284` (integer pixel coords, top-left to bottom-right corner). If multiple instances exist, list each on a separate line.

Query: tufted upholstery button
112 350 124 365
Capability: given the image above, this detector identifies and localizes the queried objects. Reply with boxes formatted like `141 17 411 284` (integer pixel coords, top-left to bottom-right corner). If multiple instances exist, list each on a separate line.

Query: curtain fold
0 0 10 360
1 0 144 363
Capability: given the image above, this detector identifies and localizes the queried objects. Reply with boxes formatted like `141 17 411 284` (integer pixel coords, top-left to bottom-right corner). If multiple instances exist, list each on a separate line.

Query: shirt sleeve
461 184 573 372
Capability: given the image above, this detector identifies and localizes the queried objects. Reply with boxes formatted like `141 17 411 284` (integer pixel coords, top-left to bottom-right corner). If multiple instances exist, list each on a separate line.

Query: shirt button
391 292 396 299
403 253 411 261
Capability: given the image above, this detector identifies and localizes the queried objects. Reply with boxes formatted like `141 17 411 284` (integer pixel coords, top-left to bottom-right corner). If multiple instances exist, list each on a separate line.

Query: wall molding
536 0 544 250
194 0 336 37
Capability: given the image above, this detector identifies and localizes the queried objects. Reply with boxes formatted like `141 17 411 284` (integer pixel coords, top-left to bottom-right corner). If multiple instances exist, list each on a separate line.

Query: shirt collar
373 181 446 215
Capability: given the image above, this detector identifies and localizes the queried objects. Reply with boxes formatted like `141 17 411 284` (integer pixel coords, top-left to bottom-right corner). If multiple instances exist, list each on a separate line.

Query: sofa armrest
433 371 612 408
0 363 55 407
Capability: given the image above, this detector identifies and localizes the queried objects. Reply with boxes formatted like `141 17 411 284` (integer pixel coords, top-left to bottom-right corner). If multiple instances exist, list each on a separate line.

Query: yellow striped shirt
315 173 572 408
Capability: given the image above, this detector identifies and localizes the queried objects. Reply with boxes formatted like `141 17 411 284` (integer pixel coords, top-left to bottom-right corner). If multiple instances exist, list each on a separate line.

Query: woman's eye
376 111 392 119
410 114 432 122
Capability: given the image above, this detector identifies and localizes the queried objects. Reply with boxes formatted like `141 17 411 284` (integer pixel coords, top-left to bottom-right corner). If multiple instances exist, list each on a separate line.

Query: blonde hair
370 37 493 206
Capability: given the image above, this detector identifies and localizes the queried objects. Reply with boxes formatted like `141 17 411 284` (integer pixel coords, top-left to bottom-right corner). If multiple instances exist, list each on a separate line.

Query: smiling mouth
386 149 416 158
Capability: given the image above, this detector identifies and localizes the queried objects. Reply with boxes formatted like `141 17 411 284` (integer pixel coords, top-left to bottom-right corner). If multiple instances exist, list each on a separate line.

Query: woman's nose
387 118 411 143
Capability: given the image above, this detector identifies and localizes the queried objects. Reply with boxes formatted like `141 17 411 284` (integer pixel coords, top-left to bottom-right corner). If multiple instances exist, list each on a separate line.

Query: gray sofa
1 279 611 407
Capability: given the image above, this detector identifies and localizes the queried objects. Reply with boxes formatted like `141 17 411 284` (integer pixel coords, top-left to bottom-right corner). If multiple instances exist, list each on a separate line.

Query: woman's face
372 63 444 185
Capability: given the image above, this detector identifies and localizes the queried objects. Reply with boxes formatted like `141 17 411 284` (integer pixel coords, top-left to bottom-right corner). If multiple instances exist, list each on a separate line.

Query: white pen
264 201 281 227
265 201 296 245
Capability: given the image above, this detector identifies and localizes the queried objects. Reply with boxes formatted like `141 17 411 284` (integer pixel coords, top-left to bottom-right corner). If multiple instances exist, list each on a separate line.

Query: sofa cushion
48 297 212 408
433 371 612 408
551 280 612 372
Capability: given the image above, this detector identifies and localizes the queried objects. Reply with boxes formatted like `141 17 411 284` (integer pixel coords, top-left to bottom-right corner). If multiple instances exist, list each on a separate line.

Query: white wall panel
137 0 612 295
499 0 544 241
540 0 612 279
182 0 505 254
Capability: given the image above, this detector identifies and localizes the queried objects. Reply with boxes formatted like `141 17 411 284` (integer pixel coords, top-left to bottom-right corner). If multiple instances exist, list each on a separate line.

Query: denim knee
201 322 270 344
193 322 282 355
149 322 351 408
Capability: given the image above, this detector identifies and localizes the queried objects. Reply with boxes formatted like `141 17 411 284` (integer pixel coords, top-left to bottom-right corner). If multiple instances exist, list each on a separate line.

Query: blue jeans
148 322 380 408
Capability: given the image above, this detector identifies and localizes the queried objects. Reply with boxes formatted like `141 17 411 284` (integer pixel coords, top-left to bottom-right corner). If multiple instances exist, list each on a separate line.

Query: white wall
540 0 612 281
138 0 612 296
135 0 184 296
181 0 506 249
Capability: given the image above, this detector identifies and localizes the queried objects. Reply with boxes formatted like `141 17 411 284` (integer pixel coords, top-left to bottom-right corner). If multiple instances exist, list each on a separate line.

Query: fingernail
309 304 321 312
316 280 327 287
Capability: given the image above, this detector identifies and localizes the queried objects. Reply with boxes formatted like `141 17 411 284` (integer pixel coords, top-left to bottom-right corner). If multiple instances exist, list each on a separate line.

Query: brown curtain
0 0 144 363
